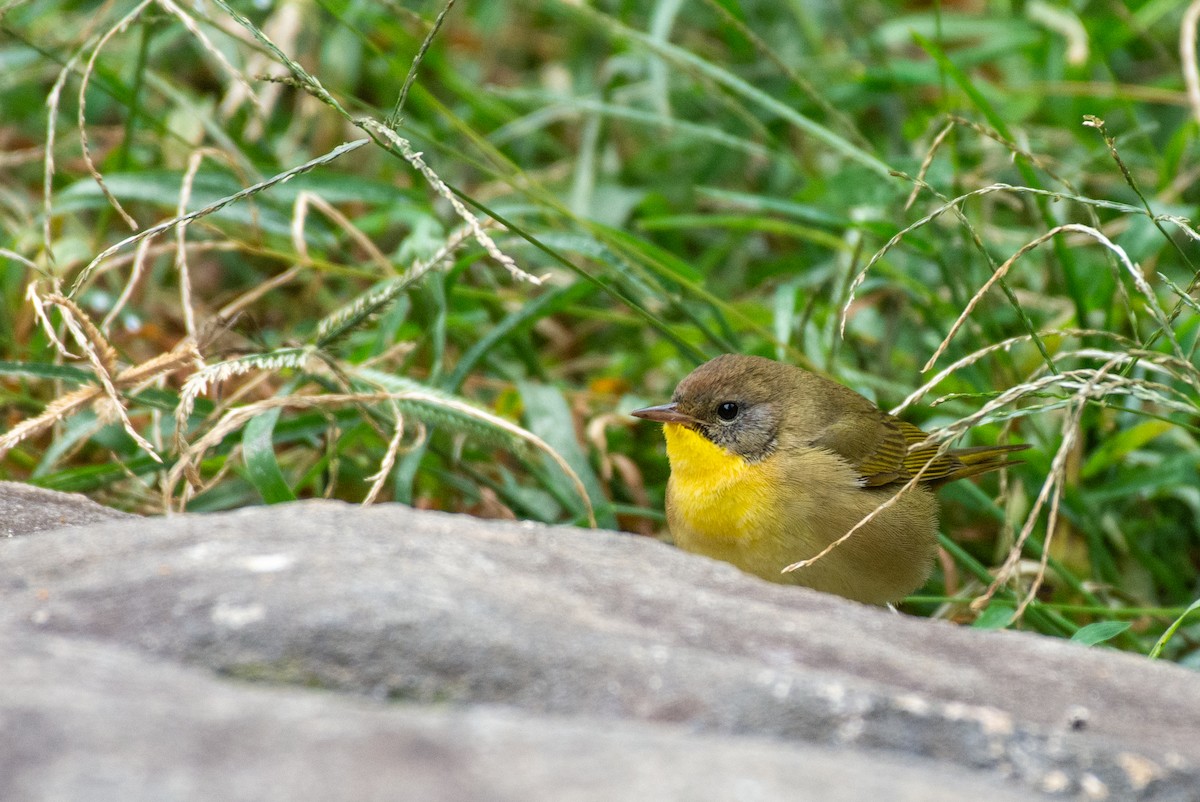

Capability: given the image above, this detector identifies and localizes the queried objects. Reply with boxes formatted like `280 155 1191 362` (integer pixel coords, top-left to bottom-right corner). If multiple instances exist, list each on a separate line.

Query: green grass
1 0 1198 663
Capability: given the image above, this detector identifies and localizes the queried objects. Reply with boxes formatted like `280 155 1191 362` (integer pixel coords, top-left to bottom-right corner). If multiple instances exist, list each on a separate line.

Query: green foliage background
2 0 1199 660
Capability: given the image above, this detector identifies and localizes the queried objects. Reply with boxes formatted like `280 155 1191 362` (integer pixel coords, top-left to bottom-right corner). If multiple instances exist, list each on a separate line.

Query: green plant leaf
1081 420 1174 478
972 601 1015 630
518 380 615 529
1070 620 1132 647
242 406 296 504
0 360 93 382
1148 598 1200 659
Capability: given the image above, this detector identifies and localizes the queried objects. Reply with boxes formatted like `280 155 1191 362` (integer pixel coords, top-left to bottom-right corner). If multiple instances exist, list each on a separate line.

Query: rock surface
2 626 1037 802
4 492 1199 801
0 480 136 537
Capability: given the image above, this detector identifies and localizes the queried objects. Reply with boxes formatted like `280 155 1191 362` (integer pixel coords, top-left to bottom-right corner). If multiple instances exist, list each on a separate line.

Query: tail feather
934 443 1030 486
953 443 1030 464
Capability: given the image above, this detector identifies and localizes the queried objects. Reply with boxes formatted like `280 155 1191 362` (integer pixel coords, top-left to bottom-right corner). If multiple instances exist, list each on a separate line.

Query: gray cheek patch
704 405 779 464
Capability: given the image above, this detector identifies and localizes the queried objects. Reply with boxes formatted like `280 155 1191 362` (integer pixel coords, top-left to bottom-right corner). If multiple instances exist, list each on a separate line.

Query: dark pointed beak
630 402 696 425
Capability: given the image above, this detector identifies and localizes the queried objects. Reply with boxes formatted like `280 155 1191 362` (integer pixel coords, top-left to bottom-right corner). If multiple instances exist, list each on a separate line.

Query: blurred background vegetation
2 0 1199 661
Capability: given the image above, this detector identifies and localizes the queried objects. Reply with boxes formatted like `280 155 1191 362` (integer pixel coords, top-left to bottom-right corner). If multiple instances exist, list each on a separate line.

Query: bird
631 354 1028 605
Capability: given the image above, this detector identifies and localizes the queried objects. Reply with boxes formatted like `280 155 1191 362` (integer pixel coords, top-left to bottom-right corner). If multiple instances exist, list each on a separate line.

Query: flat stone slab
4 496 1198 800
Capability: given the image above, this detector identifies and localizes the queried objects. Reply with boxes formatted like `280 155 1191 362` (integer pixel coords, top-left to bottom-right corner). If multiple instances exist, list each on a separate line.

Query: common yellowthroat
631 354 1027 605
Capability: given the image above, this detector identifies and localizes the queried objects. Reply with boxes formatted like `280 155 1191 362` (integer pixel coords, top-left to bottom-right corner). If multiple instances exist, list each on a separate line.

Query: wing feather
813 413 1027 487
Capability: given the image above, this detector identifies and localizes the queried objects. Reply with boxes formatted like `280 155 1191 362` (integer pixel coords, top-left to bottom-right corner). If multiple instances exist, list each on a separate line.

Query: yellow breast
660 422 940 603
662 423 779 552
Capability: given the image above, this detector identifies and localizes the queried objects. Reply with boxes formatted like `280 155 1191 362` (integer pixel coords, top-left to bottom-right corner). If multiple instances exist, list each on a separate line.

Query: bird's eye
716 401 739 421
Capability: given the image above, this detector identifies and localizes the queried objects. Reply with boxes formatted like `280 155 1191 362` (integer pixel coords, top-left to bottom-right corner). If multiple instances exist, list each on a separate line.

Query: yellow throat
662 423 777 544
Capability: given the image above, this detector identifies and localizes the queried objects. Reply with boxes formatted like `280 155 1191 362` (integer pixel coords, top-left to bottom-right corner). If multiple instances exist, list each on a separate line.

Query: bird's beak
630 402 696 425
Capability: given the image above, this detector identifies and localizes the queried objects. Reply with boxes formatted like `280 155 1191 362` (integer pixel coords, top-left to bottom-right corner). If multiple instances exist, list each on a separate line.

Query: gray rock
4 495 1199 800
1 624 1041 802
0 480 135 537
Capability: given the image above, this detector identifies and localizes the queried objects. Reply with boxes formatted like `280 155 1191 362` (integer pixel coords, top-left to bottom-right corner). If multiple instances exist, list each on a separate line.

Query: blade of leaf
518 380 615 529
1148 598 1200 659
0 360 93 382
972 600 1015 630
446 281 593 392
1070 620 1132 647
242 405 296 504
